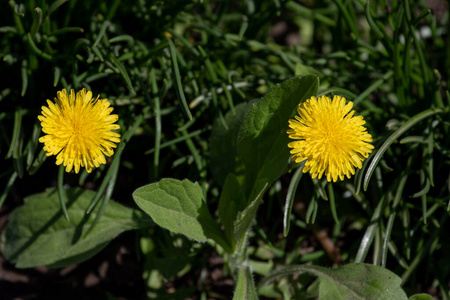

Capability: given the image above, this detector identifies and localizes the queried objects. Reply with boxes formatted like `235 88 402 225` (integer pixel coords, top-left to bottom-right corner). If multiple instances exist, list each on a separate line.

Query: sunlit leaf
261 263 408 300
133 178 232 252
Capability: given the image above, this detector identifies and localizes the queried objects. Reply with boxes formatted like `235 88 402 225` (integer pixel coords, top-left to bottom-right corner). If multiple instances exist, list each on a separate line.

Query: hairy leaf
234 266 259 300
133 178 231 252
210 101 254 186
2 188 148 268
237 75 318 197
261 263 408 300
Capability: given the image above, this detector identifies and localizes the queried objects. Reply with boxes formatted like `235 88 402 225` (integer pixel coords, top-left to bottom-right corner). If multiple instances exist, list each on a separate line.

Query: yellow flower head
38 89 121 174
287 95 374 182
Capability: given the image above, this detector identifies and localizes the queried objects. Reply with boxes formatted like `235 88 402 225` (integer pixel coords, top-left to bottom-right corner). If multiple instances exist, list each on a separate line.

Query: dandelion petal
38 89 121 174
287 95 373 182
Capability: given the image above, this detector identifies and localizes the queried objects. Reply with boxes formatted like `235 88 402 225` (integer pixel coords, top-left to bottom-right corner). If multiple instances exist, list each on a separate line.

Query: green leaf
218 173 246 250
45 0 69 19
2 188 147 268
210 101 254 186
283 163 304 236
234 178 269 253
233 266 259 300
133 179 232 252
168 39 192 120
261 263 408 300
408 294 435 300
57 165 70 221
237 75 318 197
108 53 136 95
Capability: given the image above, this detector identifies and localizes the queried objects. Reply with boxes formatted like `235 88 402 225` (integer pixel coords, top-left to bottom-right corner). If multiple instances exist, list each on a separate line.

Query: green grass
1 0 449 299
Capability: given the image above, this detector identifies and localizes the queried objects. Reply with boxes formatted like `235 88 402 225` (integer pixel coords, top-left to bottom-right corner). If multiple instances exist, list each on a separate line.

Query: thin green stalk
312 178 328 200
30 7 43 40
45 0 69 19
20 60 28 97
353 70 394 106
238 15 249 40
109 53 135 95
355 195 388 263
286 1 336 26
86 109 147 213
25 123 40 169
283 163 304 236
381 175 408 267
49 27 84 35
168 39 192 120
404 0 430 87
364 108 442 190
327 183 339 225
393 4 406 106
306 194 319 224
57 165 70 221
0 171 18 208
106 0 121 20
26 33 52 60
372 224 382 265
181 129 203 173
28 149 46 175
150 68 161 178
400 213 447 284
6 108 24 159
9 1 24 35
168 30 200 56
364 1 383 39
221 82 235 115
84 154 120 236
93 20 110 47
145 128 210 155
198 45 219 83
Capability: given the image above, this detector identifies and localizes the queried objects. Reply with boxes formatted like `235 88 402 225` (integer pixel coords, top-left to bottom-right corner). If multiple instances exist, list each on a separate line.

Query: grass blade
363 108 442 191
353 71 393 106
0 171 18 208
355 195 388 263
109 53 136 95
6 108 23 159
86 108 147 214
327 182 339 225
20 60 28 96
381 175 408 267
57 165 70 221
93 21 110 47
168 39 192 120
333 0 358 37
283 163 304 236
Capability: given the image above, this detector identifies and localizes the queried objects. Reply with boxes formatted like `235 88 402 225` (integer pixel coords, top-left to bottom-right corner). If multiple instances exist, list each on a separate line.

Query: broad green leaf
261 263 408 300
2 188 148 268
408 294 434 300
234 178 269 253
210 101 254 186
218 173 246 251
140 236 192 281
133 178 232 253
233 266 259 300
237 75 318 197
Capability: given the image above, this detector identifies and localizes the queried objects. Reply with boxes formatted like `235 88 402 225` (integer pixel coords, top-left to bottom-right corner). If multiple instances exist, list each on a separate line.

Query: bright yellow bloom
287 95 374 182
38 89 121 174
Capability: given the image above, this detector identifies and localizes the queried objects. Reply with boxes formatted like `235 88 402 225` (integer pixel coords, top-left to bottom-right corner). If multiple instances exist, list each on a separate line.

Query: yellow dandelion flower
287 95 374 182
38 89 121 174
